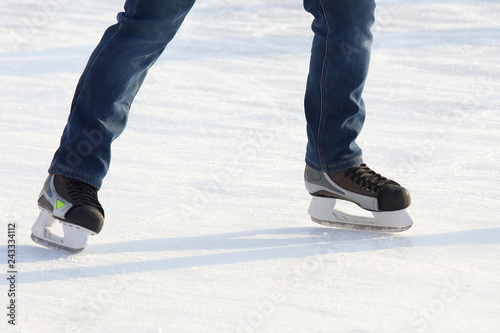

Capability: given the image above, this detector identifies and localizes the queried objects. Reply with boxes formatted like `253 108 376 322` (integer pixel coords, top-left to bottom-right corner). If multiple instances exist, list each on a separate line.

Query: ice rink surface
1 0 499 332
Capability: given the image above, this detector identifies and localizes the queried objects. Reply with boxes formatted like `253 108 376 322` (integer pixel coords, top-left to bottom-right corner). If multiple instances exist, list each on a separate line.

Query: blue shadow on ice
5 226 500 284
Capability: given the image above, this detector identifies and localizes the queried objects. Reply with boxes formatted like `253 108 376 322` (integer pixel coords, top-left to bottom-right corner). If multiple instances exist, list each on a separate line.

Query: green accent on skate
56 200 66 210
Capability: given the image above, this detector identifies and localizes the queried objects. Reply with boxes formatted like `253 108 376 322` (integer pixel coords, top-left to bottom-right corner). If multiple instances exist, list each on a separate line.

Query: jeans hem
48 165 103 190
305 155 363 173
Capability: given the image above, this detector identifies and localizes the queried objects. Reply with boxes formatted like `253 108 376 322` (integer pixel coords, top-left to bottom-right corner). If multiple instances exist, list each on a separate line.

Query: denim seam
317 0 332 172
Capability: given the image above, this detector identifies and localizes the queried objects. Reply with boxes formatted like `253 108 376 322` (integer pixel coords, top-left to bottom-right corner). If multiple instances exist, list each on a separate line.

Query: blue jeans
49 0 376 189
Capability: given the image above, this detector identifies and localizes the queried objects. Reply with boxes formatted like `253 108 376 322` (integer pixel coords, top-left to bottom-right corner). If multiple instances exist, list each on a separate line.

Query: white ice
1 0 499 332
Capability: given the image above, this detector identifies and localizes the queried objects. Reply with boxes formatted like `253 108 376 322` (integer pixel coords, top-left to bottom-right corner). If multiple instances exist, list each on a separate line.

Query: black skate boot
304 164 413 232
31 174 104 253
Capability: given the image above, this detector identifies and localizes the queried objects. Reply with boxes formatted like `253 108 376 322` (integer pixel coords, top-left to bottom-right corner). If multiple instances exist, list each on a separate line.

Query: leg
303 0 376 172
32 0 197 253
302 0 413 231
49 0 196 189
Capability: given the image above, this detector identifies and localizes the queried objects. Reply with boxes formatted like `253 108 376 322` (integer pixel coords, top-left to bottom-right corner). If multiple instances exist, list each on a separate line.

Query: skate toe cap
378 185 411 211
65 206 104 234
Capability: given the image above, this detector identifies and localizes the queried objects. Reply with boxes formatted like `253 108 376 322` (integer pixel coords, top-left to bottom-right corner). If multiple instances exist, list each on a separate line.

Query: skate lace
345 164 394 192
67 179 101 208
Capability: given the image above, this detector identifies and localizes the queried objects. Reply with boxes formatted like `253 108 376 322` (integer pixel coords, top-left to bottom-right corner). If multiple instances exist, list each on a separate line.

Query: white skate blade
308 196 413 232
31 210 94 254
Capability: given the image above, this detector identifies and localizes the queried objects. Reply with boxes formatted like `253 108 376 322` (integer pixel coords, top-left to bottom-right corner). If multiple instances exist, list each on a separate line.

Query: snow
1 0 500 332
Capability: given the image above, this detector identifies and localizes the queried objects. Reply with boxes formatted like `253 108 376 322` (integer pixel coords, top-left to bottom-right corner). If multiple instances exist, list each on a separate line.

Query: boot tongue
68 181 100 206
347 164 396 191
55 176 102 211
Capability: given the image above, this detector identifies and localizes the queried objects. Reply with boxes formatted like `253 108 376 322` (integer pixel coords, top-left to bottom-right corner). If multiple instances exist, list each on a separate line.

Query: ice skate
31 174 104 253
305 164 413 232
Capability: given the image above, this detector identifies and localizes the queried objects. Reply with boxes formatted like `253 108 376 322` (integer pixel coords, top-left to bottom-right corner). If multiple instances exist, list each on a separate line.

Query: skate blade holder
31 210 94 254
308 196 413 232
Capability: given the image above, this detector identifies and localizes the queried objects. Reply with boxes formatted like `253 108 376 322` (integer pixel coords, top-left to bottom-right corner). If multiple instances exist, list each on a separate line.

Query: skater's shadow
9 226 500 284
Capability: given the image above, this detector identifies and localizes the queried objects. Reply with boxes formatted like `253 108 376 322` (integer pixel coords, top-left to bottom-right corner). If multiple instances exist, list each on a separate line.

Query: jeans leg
303 0 376 172
49 0 196 189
